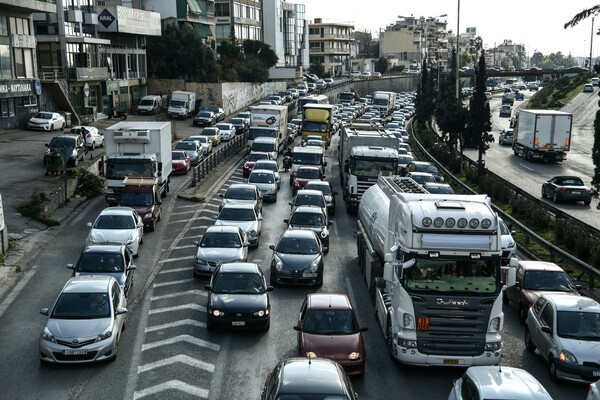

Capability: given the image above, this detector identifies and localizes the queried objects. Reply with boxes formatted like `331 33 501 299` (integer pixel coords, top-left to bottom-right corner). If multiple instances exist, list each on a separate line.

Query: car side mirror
87 222 92 227
576 284 583 291
193 240 200 246
288 202 293 206
323 161 328 167
128 265 137 271
40 308 49 316
137 222 144 228
266 286 273 292
328 221 333 226
514 281 521 289
321 176 326 180
344 164 349 173
205 285 212 291
360 327 369 332
243 242 250 247
219 194 224 198
116 307 128 315
66 264 74 270
541 326 552 334
333 190 338 195
293 325 302 331
269 245 275 250
283 219 289 224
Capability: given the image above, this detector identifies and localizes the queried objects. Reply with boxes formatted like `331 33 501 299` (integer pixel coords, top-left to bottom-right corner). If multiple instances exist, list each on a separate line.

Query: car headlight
96 329 113 342
253 310 269 317
105 188 114 194
275 258 283 271
484 342 501 351
211 309 224 317
87 235 95 244
309 259 319 272
508 241 515 248
144 213 153 219
320 229 328 239
305 351 317 358
489 317 501 333
72 149 77 157
348 352 361 360
42 327 56 343
127 236 134 245
403 313 415 329
249 230 258 237
560 350 578 364
196 258 207 265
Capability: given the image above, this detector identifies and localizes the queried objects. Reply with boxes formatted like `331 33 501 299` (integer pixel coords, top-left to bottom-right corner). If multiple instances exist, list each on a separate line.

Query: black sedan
269 230 324 287
205 262 272 330
542 176 592 205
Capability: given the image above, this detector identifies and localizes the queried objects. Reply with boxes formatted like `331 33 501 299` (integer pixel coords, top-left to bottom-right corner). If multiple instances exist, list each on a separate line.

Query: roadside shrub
75 169 104 198
16 189 59 227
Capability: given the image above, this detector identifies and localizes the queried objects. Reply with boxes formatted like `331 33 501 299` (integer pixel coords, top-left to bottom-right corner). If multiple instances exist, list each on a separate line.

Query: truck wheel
513 147 519 156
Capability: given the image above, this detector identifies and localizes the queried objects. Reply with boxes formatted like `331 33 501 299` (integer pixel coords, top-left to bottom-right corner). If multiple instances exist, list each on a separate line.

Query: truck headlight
403 313 415 329
42 327 56 343
96 329 113 342
489 317 501 333
559 350 578 364
484 342 501 351
105 188 114 194
397 337 417 348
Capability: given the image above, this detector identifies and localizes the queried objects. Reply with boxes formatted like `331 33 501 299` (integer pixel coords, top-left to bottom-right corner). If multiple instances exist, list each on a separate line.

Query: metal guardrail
408 121 600 288
190 131 249 188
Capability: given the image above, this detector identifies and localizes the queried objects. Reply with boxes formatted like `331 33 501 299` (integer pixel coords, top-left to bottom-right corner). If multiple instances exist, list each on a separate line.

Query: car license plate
443 359 459 365
417 317 430 331
594 371 600 377
571 191 582 195
63 349 88 355
303 273 318 278
232 321 245 327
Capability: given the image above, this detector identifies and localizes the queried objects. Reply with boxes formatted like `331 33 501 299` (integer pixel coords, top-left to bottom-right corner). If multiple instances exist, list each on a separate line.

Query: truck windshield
139 99 154 106
351 158 397 177
251 143 275 153
373 98 389 106
249 127 276 140
170 100 186 108
303 121 328 133
339 93 355 101
106 160 153 180
120 192 153 207
292 152 321 165
402 257 500 294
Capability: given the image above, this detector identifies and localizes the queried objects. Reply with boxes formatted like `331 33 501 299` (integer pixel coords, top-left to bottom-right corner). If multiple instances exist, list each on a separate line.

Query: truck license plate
232 321 245 326
443 359 459 365
417 317 430 331
594 371 600 377
63 349 88 355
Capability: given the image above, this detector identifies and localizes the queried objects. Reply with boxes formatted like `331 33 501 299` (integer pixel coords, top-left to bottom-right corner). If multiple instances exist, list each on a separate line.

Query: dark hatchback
542 175 592 205
403 161 444 182
261 358 358 400
205 262 272 330
269 230 324 287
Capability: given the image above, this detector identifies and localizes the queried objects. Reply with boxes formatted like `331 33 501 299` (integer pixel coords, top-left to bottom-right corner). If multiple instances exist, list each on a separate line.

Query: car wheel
519 303 527 324
91 142 96 150
206 319 214 331
524 328 536 352
553 191 559 204
62 122 66 130
549 356 558 382
150 220 156 232
110 339 119 362
585 199 591 205
541 187 546 198
270 274 276 286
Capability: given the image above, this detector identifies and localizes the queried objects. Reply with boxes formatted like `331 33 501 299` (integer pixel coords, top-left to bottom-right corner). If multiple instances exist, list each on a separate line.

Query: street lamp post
455 0 460 99
590 16 595 72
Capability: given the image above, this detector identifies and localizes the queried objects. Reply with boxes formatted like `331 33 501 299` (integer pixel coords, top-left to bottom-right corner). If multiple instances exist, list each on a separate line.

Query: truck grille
356 179 378 198
413 295 494 356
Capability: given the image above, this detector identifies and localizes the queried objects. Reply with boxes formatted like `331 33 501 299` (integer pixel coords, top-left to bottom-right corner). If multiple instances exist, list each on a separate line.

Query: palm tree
564 6 600 28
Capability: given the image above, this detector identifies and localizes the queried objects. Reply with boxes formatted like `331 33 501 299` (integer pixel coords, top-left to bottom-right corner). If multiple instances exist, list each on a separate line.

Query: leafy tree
308 62 326 78
459 52 470 68
242 40 278 69
593 110 600 209
466 52 493 175
216 39 278 83
389 65 405 73
147 24 216 82
531 51 544 66
415 60 434 130
375 57 389 74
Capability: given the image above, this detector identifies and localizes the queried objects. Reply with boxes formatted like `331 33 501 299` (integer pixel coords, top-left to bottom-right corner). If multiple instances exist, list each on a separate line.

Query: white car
499 218 517 264
189 135 213 155
216 123 236 141
71 126 104 149
253 160 281 188
28 112 66 131
448 366 552 400
86 207 144 257
215 203 263 248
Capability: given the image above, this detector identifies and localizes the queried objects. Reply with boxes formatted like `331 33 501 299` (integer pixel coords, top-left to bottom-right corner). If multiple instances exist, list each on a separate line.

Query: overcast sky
294 1 600 58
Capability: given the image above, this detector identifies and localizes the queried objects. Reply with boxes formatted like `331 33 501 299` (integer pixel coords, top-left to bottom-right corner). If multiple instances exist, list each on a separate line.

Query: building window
0 44 11 78
216 24 229 39
216 3 230 16
0 98 16 118
0 16 7 36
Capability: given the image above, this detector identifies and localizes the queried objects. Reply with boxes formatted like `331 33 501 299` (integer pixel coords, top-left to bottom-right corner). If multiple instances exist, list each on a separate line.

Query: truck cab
118 177 162 231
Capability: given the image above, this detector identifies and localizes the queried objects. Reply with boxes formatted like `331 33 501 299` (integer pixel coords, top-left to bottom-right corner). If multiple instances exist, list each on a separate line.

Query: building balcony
67 67 109 82
2 0 56 13
309 34 353 41
309 49 351 56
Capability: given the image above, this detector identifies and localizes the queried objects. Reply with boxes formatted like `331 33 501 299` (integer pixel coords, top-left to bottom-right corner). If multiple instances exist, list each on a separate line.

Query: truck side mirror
506 267 517 287
157 162 162 177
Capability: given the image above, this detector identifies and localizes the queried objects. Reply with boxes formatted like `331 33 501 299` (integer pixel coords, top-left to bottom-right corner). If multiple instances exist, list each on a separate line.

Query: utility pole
590 16 595 72
455 0 460 99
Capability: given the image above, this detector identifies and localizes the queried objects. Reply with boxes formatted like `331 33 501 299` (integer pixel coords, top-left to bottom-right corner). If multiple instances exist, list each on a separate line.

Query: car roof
63 276 114 294
278 358 346 395
52 135 78 141
253 137 277 143
295 190 324 197
408 171 435 177
250 169 275 175
543 294 600 312
281 229 318 240
219 262 260 274
220 203 255 210
304 181 330 188
518 261 564 272
99 207 135 216
307 293 352 310
227 184 257 191
249 151 269 156
254 160 277 166
83 243 125 254
423 182 451 188
172 149 187 153
466 367 551 400
205 225 241 233
293 146 323 154
293 205 325 214
297 166 321 171
552 175 583 181
409 161 432 166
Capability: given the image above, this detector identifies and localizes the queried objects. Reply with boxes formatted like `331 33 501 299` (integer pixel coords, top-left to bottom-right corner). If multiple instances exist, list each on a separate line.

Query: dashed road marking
173 244 196 250
519 163 534 172
145 318 206 333
158 256 190 264
142 334 220 351
148 304 206 315
332 220 339 235
133 380 209 400
151 290 206 301
158 267 192 274
188 225 209 231
137 354 214 374
153 278 194 288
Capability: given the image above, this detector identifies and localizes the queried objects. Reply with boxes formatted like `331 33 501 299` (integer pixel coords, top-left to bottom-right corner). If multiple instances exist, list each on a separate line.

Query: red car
243 151 271 177
172 150 191 175
504 260 581 323
293 166 325 194
293 293 367 376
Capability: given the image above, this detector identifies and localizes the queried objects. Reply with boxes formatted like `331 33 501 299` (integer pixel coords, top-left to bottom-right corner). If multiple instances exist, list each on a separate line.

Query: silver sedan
215 203 263 247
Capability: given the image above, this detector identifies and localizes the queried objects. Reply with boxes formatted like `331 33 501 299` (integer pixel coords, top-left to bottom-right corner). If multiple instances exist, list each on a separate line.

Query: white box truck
372 91 395 116
248 105 289 152
168 91 196 119
358 176 507 367
103 121 172 205
339 122 399 212
512 109 573 161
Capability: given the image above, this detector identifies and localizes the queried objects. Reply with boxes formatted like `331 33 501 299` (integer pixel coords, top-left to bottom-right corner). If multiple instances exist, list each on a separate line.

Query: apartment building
144 0 215 45
214 0 262 49
308 18 353 76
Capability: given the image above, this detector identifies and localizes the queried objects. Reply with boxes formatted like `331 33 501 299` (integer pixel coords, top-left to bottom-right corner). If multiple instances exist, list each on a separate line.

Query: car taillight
558 188 567 193
586 189 592 194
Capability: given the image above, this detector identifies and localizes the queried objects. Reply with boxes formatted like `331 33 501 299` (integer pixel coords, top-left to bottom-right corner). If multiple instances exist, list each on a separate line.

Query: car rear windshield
290 212 324 226
202 129 218 136
197 111 212 118
557 178 584 186
94 215 135 229
120 192 153 207
216 124 230 130
523 271 576 292
293 153 322 166
296 169 320 179
295 194 325 208
176 142 196 150
172 152 186 160
249 172 274 184
276 237 319 254
218 207 255 221
226 188 256 200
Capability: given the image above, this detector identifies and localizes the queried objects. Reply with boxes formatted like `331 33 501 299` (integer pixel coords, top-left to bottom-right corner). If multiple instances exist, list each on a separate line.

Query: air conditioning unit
66 10 83 23
84 13 98 25
32 13 47 22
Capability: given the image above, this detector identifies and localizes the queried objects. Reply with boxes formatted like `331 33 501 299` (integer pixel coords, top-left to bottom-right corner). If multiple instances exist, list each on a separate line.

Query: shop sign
106 80 119 92
97 6 161 36
75 67 109 81
11 34 36 48
0 80 34 97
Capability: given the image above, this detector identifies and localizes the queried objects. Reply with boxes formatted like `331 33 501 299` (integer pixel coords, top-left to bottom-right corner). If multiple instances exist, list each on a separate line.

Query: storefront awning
188 0 207 16
193 23 213 38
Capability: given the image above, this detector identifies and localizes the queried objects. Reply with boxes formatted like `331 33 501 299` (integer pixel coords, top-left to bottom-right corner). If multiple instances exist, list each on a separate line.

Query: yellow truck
301 103 335 147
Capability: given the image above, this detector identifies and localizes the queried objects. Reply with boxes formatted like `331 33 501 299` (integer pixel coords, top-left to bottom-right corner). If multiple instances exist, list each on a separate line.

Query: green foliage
217 39 278 83
375 57 389 74
415 60 434 130
146 24 217 82
308 63 326 78
592 110 600 209
389 65 405 73
459 52 470 68
529 73 592 109
75 169 104 199
537 52 578 69
467 52 493 175
16 189 59 227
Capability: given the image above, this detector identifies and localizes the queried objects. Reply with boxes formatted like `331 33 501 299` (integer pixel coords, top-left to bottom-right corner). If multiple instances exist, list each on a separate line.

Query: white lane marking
173 244 196 250
170 210 196 217
518 163 534 172
142 334 220 352
169 218 195 224
145 319 206 333
188 225 209 231
151 290 207 301
148 304 206 315
153 278 194 288
204 202 221 208
133 380 208 400
176 204 202 209
0 271 35 318
332 220 339 235
137 354 214 374
158 267 192 274
158 256 190 264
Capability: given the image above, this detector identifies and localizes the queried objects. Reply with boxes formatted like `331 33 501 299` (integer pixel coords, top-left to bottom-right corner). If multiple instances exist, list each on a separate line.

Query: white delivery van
137 95 162 115
250 137 278 161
